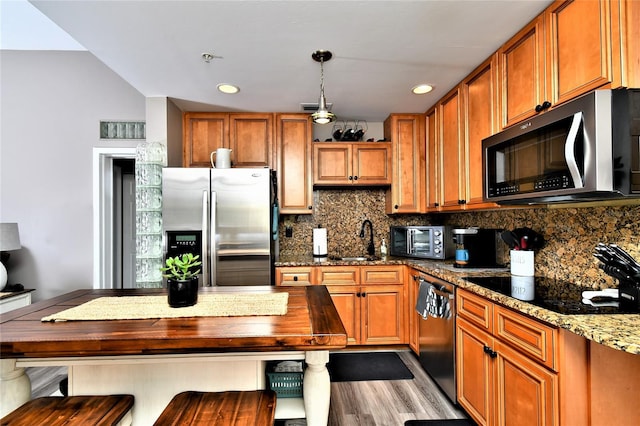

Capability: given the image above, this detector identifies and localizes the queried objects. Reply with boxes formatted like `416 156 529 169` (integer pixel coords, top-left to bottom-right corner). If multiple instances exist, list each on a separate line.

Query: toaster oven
389 226 454 260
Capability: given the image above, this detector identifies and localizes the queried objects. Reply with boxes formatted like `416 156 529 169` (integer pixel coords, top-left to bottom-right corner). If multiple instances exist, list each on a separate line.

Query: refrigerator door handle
201 190 210 286
210 191 217 286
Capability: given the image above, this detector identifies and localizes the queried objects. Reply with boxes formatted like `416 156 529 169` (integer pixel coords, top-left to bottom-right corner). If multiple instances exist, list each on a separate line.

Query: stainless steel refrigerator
162 168 277 286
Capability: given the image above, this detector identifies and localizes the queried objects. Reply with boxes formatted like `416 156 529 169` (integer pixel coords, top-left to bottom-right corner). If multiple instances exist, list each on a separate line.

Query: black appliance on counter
464 276 636 314
594 243 640 312
452 228 503 268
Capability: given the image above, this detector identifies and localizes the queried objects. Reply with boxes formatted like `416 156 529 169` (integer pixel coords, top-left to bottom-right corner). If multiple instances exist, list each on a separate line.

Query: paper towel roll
313 228 327 257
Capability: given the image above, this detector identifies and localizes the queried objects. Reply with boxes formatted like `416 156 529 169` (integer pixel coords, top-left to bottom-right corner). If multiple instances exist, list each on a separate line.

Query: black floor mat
328 351 414 382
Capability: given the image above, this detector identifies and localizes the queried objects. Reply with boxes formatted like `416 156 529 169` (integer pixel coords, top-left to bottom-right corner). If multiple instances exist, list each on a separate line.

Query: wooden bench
0 394 134 426
153 390 277 426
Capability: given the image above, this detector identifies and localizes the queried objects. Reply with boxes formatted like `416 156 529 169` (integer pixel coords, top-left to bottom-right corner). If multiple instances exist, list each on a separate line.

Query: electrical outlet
285 226 293 238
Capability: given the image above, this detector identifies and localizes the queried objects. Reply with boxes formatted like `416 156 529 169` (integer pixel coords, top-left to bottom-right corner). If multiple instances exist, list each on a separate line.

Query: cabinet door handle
293 276 298 281
483 345 497 358
308 205 313 210
361 292 366 297
353 176 358 181
356 292 361 297
349 176 353 181
394 204 399 210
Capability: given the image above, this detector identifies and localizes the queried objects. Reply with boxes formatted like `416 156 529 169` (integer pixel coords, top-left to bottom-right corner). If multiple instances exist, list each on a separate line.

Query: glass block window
100 121 146 140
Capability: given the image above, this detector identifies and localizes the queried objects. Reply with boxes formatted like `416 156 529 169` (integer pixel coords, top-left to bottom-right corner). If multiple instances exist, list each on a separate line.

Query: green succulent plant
161 253 202 281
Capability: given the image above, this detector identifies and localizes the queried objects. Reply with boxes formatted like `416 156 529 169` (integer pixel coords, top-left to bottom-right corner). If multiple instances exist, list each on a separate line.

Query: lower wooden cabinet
457 289 559 426
326 284 405 345
276 265 406 346
275 267 313 286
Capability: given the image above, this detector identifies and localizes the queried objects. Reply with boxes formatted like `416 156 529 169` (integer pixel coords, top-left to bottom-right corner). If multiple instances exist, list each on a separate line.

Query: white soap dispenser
380 238 388 259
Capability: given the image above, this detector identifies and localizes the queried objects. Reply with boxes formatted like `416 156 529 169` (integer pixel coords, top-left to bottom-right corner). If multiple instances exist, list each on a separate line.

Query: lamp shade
0 223 21 251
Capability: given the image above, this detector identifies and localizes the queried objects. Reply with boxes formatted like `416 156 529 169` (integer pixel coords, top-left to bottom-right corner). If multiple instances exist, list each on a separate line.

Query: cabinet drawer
457 289 493 332
275 267 313 286
494 305 557 370
316 267 359 286
361 265 404 285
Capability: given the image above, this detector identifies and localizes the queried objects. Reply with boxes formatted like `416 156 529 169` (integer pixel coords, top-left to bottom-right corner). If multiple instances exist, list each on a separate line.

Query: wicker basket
266 361 303 398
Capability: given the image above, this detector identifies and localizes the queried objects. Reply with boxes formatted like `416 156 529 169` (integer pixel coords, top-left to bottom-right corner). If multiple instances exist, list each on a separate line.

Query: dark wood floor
26 350 471 425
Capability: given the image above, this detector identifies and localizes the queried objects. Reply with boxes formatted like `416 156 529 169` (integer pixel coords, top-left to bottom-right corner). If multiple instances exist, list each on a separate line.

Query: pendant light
311 50 336 124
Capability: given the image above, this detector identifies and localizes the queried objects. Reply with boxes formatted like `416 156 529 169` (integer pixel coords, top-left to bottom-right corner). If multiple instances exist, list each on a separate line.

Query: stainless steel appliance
482 88 640 204
162 168 277 286
415 273 456 402
389 226 453 259
452 228 503 268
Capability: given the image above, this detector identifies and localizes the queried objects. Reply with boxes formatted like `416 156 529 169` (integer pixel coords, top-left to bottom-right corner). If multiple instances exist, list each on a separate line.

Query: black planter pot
167 277 199 308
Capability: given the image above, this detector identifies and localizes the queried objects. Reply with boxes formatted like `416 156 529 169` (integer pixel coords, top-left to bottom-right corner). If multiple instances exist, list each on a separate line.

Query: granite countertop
276 255 640 355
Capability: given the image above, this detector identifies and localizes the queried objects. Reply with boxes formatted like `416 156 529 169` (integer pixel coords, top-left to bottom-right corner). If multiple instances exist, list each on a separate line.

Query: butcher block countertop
0 285 347 358
276 256 640 355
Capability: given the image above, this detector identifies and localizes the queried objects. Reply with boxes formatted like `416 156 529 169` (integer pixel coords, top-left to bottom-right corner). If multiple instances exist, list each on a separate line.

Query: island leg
303 350 330 426
0 358 31 417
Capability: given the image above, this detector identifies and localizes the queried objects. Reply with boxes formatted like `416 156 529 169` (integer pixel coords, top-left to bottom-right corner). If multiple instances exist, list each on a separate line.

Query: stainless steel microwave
389 226 454 260
482 89 640 204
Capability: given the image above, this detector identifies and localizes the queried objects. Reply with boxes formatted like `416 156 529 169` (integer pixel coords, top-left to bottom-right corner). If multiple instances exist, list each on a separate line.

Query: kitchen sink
329 256 381 262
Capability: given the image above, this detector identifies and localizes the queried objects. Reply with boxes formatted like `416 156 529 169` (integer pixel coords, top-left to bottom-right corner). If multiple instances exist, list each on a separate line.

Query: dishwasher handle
416 275 455 299
431 285 454 300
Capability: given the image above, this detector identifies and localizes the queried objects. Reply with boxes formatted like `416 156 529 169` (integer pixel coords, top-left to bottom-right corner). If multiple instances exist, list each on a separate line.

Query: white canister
210 148 232 168
510 250 534 276
510 275 535 301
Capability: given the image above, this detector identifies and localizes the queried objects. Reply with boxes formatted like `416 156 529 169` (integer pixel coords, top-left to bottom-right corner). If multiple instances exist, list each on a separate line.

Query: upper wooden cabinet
438 86 465 210
229 113 274 168
384 114 426 214
425 107 440 211
499 0 638 129
462 55 500 209
183 112 274 168
275 114 313 214
183 112 228 168
313 142 391 186
498 15 546 129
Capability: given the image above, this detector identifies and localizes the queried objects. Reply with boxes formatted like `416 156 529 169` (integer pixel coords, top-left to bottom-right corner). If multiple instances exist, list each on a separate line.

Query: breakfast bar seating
153 390 277 426
0 394 134 426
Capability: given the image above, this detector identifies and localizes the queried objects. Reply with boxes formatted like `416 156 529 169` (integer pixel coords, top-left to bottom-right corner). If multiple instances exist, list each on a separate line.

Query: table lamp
0 223 21 290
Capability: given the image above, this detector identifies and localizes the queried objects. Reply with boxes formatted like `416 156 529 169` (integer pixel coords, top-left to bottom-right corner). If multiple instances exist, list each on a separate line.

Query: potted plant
161 253 202 308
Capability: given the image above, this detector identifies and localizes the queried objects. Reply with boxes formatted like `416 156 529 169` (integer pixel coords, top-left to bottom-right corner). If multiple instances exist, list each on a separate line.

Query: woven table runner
41 292 289 322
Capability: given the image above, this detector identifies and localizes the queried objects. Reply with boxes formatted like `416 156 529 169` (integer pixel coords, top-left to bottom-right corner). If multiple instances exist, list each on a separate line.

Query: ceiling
18 0 552 122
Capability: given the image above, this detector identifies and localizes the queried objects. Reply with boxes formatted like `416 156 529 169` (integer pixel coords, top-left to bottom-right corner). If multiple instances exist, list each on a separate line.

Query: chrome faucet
359 219 375 256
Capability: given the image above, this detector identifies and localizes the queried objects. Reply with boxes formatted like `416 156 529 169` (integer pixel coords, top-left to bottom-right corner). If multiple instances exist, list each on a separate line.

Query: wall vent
300 102 332 112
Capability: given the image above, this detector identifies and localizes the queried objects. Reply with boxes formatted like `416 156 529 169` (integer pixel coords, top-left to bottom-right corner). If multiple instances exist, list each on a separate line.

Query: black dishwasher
415 274 456 403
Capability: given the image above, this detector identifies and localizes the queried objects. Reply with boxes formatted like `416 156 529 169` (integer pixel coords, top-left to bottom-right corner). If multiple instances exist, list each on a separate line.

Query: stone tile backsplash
278 189 640 288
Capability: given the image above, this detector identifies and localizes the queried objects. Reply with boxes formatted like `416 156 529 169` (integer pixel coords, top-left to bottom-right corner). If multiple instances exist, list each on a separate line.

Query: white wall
0 50 145 301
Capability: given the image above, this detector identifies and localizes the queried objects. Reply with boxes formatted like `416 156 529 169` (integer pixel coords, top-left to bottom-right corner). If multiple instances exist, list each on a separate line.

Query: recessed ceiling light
412 84 434 95
217 83 240 94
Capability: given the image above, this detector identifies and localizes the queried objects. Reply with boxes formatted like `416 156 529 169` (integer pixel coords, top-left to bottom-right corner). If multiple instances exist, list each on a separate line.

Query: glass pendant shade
311 50 336 124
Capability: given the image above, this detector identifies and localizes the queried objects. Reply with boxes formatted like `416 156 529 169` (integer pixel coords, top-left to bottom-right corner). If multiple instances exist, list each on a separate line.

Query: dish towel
415 280 432 319
415 279 452 320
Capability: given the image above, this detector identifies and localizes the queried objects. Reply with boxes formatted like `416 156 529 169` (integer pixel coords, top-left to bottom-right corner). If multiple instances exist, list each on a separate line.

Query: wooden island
0 285 347 425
